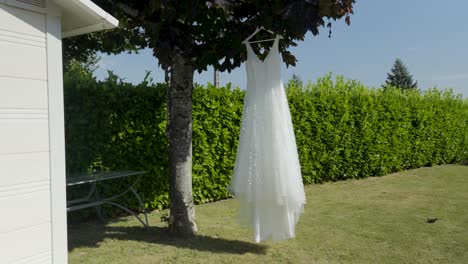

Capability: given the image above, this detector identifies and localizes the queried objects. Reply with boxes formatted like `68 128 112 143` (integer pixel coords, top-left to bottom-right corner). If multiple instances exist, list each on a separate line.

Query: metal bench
66 171 148 227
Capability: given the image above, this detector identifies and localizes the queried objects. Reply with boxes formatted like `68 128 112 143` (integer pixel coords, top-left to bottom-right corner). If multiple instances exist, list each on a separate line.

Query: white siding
0 184 51 234
0 152 50 188
0 77 48 109
0 40 47 80
0 2 46 36
0 119 49 154
0 223 52 264
0 3 53 264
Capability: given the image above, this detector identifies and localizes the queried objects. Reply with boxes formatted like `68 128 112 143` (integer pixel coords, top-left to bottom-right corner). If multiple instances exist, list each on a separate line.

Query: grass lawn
68 165 468 264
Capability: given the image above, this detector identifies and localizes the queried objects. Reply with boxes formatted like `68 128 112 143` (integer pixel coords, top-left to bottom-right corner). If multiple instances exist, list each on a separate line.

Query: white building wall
0 0 115 262
0 2 59 263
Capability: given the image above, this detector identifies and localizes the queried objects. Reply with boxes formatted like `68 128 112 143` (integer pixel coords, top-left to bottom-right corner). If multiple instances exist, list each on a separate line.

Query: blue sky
94 0 468 97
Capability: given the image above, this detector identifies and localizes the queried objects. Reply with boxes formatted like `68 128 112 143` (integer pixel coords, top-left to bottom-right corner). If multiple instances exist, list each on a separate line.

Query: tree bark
167 53 198 236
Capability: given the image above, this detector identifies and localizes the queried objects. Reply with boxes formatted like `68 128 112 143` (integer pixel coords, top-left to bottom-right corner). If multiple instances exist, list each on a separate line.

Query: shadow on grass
68 222 267 255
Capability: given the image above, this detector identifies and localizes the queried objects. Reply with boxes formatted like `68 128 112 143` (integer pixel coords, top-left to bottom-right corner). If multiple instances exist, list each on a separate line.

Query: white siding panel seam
0 178 50 190
0 150 48 156
0 74 47 81
0 108 47 111
0 108 48 119
0 116 48 119
11 251 51 264
0 189 49 199
0 27 45 42
0 36 46 48
1 220 51 235
0 26 45 39
0 114 48 119
0 107 47 110
0 180 49 198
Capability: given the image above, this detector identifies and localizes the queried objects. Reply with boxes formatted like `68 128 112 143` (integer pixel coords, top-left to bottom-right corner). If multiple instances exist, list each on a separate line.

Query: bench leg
93 182 106 222
130 186 149 228
100 185 149 228
105 200 149 228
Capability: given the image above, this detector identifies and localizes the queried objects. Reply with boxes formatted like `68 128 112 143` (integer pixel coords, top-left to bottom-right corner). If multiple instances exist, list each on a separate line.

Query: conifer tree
384 58 418 90
289 74 303 88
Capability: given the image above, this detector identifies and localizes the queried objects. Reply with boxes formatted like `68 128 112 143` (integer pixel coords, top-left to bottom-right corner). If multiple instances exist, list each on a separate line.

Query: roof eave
52 0 118 38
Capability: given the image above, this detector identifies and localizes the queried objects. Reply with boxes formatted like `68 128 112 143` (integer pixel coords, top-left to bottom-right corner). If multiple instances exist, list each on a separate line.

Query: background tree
63 0 355 237
289 73 304 88
384 58 418 90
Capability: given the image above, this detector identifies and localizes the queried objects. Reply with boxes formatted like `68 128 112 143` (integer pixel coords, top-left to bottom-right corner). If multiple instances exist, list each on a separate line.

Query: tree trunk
167 53 198 236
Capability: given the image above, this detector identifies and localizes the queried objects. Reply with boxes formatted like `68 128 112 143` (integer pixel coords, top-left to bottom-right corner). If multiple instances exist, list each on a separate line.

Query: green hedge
288 75 468 184
64 69 243 210
64 69 468 211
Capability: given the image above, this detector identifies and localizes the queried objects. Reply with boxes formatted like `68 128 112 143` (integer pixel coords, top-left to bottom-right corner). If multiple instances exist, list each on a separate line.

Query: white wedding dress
229 35 306 242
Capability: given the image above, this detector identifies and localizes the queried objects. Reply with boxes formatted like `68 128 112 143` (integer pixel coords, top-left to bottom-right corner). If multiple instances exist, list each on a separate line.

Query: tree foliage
64 0 355 71
384 58 418 90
